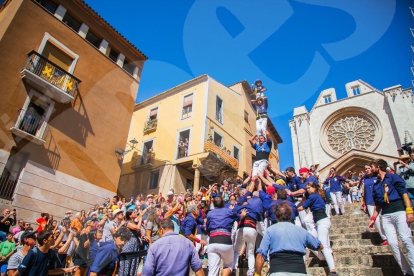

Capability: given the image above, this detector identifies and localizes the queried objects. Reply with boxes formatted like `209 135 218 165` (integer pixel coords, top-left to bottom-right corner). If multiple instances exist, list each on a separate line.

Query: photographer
0 210 16 242
395 152 414 205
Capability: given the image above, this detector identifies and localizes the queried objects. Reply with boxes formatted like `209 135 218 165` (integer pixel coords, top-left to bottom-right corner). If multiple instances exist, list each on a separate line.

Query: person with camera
0 210 16 242
395 152 414 206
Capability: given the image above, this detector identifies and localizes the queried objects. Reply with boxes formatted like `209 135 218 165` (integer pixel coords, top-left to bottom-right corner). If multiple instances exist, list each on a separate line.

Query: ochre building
118 75 282 197
0 0 147 221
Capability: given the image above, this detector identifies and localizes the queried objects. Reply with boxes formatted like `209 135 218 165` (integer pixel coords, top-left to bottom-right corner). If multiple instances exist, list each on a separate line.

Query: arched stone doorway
318 149 399 180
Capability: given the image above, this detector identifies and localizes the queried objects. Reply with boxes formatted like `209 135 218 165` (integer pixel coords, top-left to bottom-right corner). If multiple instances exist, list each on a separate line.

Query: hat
147 194 154 198
266 186 276 195
255 79 262 85
20 231 36 243
113 209 123 217
299 167 309 174
275 179 286 185
167 191 174 196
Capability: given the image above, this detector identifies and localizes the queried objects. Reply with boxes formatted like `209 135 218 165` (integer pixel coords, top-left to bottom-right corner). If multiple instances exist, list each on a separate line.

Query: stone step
331 239 373 248
308 253 399 268
331 226 369 235
330 231 381 241
307 266 403 276
335 254 399 268
332 244 392 255
333 220 370 228
331 216 368 222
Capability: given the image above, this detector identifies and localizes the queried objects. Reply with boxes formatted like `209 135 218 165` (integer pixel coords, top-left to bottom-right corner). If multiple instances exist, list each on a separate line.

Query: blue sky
86 0 411 170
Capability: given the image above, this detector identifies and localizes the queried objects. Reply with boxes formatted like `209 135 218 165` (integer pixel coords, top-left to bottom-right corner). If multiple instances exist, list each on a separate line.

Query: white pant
252 160 268 178
256 219 267 236
367 205 386 241
325 204 331 218
304 212 317 238
330 191 345 215
233 227 257 276
207 243 234 276
195 233 208 255
316 217 335 271
256 117 267 137
381 211 414 274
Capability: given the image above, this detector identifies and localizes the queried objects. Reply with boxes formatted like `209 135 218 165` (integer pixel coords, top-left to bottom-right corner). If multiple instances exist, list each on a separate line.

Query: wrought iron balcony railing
204 141 239 170
143 119 157 134
10 108 47 144
21 51 81 103
131 152 155 170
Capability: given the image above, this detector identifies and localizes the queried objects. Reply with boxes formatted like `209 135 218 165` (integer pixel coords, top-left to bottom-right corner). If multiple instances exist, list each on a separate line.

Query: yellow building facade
118 75 282 196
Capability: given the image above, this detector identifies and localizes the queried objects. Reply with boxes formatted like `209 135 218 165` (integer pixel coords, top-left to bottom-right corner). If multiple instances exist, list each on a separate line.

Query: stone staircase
307 203 403 276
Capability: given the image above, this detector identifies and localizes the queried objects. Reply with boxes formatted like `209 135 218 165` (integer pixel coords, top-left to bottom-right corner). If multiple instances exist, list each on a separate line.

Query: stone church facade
289 80 414 179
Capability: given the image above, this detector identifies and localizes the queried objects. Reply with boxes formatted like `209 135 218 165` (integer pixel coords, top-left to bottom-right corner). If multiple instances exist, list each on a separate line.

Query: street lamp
115 138 139 159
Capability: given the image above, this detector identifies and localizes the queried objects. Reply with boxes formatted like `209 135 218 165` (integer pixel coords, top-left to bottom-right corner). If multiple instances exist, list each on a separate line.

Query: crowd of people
0 151 411 276
0 78 413 275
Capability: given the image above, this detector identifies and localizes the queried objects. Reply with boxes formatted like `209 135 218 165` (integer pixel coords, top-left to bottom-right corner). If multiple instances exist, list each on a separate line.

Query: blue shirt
179 214 197 237
238 196 264 222
362 175 377 206
302 193 326 212
142 232 202 276
253 140 272 161
258 191 297 223
206 207 239 233
256 222 320 257
286 175 304 192
90 242 118 274
324 175 346 193
18 248 60 276
373 173 408 206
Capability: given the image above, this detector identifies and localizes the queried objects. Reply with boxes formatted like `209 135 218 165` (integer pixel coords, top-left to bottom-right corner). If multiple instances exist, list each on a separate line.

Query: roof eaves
79 0 148 60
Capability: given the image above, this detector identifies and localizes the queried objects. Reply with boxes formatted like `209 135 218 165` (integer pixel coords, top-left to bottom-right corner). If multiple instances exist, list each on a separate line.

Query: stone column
78 23 89 38
193 167 200 192
54 5 66 21
99 40 109 55
116 53 125 67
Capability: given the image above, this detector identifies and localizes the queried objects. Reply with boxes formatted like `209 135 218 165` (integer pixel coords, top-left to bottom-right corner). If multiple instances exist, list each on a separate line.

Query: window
213 132 223 147
85 30 102 49
109 48 119 62
62 12 81 32
352 86 361 96
141 140 153 165
233 146 240 161
13 92 54 140
149 170 159 189
244 110 249 123
177 129 190 159
35 0 58 14
324 96 332 104
41 41 74 71
216 96 223 123
122 58 135 75
0 148 29 200
149 108 158 121
182 94 193 119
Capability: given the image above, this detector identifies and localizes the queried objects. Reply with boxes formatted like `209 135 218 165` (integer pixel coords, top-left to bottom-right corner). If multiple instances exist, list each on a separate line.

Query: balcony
131 152 155 170
143 119 157 134
204 141 239 170
10 108 47 145
20 51 81 103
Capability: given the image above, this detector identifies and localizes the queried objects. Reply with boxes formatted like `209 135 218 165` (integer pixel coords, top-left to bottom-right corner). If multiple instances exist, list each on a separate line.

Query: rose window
326 116 375 154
